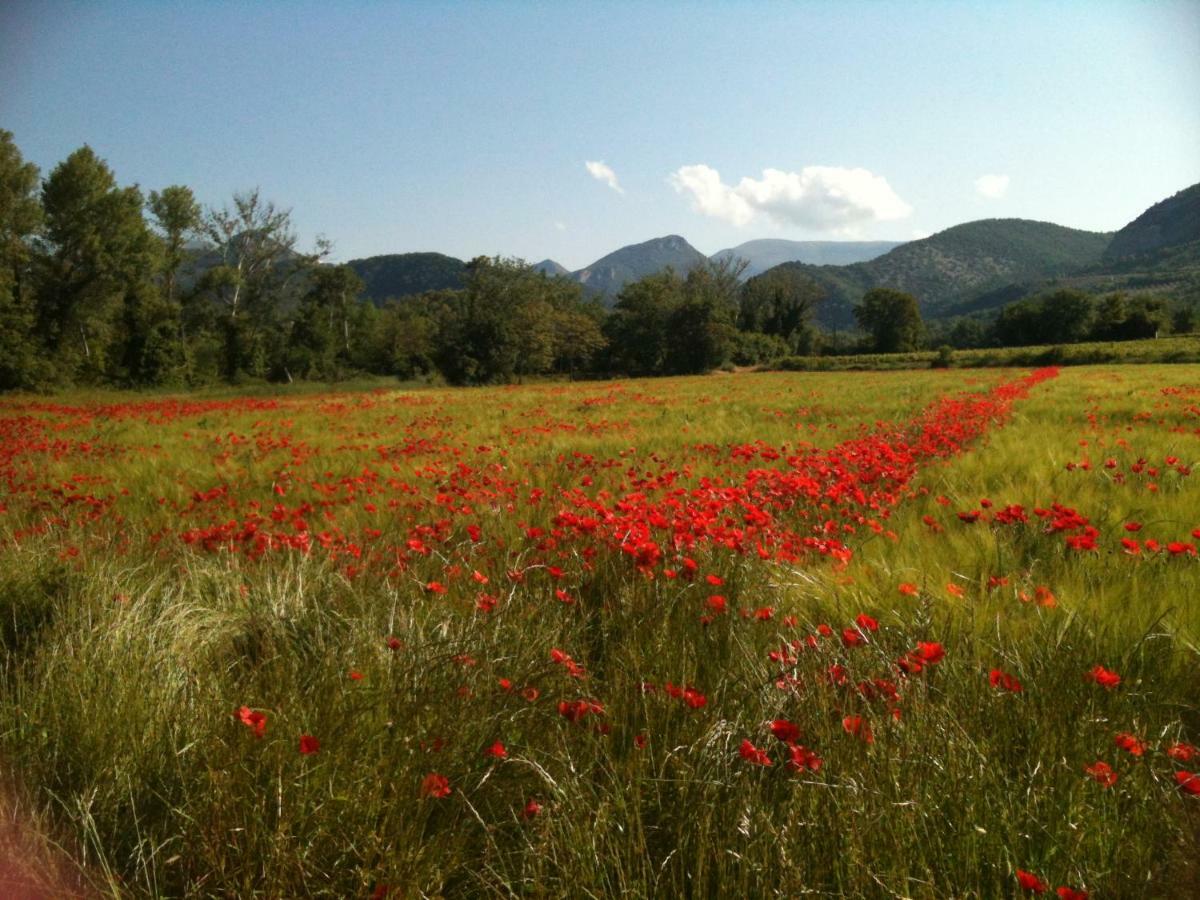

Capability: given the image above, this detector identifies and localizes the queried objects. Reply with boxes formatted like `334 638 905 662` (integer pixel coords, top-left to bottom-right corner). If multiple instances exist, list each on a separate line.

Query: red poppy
420 772 451 798
705 574 724 586
1175 770 1200 796
484 740 507 759
785 743 823 772
1166 742 1198 763
842 716 874 744
1055 888 1088 900
738 738 772 766
855 613 879 632
1084 760 1118 787
989 668 1023 693
349 670 364 681
521 798 542 819
236 706 267 738
385 636 403 651
770 719 801 744
299 734 320 755
1085 665 1121 689
1114 732 1146 756
898 582 918 596
1017 869 1048 893
706 594 727 613
633 733 648 749
425 580 447 594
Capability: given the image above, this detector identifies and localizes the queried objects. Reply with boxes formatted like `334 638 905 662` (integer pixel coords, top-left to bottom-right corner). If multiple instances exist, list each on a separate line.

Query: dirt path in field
0 783 91 899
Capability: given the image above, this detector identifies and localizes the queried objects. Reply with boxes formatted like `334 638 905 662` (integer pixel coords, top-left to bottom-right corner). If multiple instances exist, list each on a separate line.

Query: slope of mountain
574 235 707 299
533 259 570 277
346 252 466 302
1104 183 1200 262
770 219 1113 325
711 239 905 278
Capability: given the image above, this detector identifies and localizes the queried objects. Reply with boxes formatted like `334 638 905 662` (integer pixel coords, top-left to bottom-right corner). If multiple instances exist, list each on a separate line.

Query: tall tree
854 287 924 353
0 130 44 389
36 146 160 383
147 185 200 306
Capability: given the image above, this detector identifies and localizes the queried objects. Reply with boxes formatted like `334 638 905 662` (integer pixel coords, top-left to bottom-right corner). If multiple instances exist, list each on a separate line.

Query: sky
2 1 1198 270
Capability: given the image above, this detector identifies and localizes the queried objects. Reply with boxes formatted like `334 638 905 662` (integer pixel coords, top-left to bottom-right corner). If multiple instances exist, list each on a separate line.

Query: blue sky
2 1 1198 269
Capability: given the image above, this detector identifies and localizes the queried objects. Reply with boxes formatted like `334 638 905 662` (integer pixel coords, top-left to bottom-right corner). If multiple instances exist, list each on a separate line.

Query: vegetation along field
2 366 1199 898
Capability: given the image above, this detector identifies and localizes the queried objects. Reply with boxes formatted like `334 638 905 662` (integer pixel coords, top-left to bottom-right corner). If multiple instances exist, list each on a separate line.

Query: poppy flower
385 636 403 651
1175 770 1200 796
1114 732 1146 756
842 627 865 648
946 582 965 598
989 668 1023 693
738 739 772 766
842 716 874 744
633 733 648 749
769 719 801 744
299 734 320 755
855 613 879 632
706 594 727 613
521 798 542 819
1056 887 1089 899
1017 869 1048 893
349 670 364 681
705 574 724 586
1085 665 1121 689
420 772 451 798
785 743 823 772
425 581 447 594
1166 742 1197 763
236 706 267 738
484 740 507 759
1084 760 1118 787
898 582 918 596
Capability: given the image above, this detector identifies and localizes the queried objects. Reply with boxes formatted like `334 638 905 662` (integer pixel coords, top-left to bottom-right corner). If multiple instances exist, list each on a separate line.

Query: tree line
2 132 1193 392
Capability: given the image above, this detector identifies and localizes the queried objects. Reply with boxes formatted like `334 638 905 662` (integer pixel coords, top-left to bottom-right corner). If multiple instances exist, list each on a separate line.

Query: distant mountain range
341 181 1200 321
712 239 904 277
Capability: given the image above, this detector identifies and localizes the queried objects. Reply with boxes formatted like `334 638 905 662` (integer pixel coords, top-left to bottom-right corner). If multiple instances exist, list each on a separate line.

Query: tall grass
0 367 1197 897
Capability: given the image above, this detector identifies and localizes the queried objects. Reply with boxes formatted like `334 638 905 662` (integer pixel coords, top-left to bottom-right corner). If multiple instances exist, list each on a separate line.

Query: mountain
533 259 570 277
1103 183 1200 262
711 239 905 278
769 219 1113 325
573 234 708 299
346 252 466 303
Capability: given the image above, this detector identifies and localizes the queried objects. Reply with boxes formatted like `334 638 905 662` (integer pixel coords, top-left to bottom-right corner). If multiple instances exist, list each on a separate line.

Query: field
1 366 1198 898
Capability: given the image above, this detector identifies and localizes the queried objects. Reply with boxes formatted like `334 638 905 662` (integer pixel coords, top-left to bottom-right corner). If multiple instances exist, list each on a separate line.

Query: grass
0 366 1197 897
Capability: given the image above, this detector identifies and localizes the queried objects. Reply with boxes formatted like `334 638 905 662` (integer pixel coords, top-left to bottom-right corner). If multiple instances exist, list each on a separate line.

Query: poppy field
1 366 1198 897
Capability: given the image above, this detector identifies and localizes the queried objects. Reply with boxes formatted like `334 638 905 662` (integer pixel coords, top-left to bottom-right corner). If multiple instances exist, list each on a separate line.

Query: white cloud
974 174 1010 199
669 164 911 232
584 160 624 195
554 221 567 232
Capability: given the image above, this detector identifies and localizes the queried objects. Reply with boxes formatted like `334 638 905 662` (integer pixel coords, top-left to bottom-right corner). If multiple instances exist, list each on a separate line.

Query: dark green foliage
1104 183 1200 261
854 288 924 353
0 130 45 389
347 252 466 303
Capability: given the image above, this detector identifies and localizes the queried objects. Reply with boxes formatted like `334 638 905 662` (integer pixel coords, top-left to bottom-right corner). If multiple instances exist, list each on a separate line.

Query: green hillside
347 252 466 303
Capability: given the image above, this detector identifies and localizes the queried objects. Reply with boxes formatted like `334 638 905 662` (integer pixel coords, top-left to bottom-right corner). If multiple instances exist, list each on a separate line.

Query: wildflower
299 734 320 755
785 743 823 772
1056 887 1089 900
1084 760 1118 787
521 798 542 819
1017 869 1048 893
1085 665 1121 689
769 719 801 744
1166 742 1197 763
989 668 1023 693
484 740 507 759
706 594 727 613
349 670 364 681
946 582 965 598
705 574 724 586
1114 732 1146 756
842 716 873 743
855 613 879 632
420 772 451 798
898 582 918 596
385 636 403 651
738 739 772 766
633 733 648 749
425 580 447 594
236 706 267 738
1174 770 1200 795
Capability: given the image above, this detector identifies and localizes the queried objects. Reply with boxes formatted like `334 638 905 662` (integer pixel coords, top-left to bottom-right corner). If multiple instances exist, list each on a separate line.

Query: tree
739 266 823 352
147 185 200 306
0 130 44 389
194 189 325 380
854 288 924 353
664 257 744 373
285 264 366 380
36 146 160 383
603 270 683 374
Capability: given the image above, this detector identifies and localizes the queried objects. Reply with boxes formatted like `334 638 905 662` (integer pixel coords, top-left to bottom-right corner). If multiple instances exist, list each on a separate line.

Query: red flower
1017 869 1048 893
1084 760 1118 787
1085 665 1121 689
989 668 1023 693
385 635 403 651
484 740 507 759
521 798 542 819
855 613 879 632
705 574 724 586
1166 742 1198 763
785 743 823 773
841 627 865 648
299 734 320 755
236 706 267 738
349 670 364 681
1056 887 1089 900
769 719 801 744
1175 770 1200 796
706 594 727 613
898 582 918 596
420 772 451 798
633 733 648 749
1114 732 1146 756
916 642 945 664
842 716 874 744
425 581 447 594
738 738 772 766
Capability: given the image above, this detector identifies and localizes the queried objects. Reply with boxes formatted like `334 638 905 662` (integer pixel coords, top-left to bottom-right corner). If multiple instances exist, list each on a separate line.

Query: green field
1 366 1198 897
